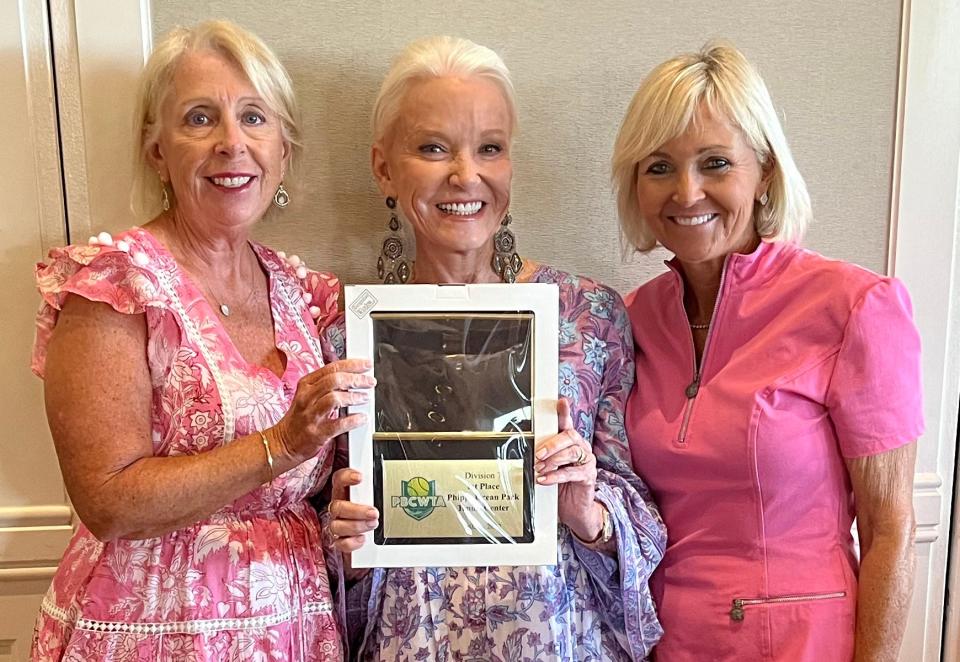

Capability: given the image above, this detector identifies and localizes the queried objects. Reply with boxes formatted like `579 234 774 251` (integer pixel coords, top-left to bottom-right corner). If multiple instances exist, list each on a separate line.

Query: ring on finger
574 446 588 466
323 526 340 546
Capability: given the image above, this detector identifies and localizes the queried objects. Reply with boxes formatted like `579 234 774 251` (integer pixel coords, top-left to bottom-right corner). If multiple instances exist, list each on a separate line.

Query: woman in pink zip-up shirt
611 44 923 661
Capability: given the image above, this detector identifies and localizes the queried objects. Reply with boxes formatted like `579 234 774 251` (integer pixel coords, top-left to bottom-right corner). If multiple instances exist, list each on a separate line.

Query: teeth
211 176 252 188
673 214 715 226
437 201 482 215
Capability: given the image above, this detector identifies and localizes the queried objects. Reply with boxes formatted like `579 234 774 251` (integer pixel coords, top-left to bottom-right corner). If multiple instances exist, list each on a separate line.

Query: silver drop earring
378 196 410 283
492 212 523 283
274 183 290 208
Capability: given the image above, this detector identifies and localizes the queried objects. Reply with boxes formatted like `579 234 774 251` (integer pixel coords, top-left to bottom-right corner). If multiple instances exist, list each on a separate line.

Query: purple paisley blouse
324 265 666 661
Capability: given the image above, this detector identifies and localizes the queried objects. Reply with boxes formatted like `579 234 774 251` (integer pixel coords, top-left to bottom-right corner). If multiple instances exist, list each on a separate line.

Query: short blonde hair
611 43 811 252
131 20 301 218
372 36 518 143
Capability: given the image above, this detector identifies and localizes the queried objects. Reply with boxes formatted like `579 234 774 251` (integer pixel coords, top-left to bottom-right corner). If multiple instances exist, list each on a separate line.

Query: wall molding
0 505 72 528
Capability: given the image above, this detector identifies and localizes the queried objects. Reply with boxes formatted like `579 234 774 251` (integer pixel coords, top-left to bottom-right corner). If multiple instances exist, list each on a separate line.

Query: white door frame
887 0 960 659
53 0 960 658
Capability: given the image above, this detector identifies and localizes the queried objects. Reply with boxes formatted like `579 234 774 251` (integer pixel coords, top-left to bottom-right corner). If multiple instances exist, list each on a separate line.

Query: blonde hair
611 42 812 252
131 20 301 218
372 36 517 143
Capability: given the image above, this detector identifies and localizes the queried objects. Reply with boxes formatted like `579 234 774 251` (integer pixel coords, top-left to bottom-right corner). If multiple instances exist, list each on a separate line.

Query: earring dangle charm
274 183 290 208
492 212 523 283
759 192 769 206
378 196 410 284
160 181 170 212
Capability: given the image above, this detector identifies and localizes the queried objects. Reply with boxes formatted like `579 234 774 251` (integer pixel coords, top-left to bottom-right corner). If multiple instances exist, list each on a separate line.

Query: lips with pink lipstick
436 200 485 217
668 212 719 227
207 172 257 192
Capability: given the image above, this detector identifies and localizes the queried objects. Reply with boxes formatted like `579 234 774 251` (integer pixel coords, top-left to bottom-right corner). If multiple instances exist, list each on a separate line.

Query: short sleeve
826 278 924 458
32 240 164 378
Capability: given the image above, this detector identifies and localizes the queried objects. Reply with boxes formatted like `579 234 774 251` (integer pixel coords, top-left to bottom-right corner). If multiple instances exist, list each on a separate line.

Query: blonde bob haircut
611 43 812 253
372 36 518 143
131 20 301 218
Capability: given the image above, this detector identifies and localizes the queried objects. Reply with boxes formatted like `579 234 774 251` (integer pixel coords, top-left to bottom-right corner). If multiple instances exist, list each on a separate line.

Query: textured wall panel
152 1 900 293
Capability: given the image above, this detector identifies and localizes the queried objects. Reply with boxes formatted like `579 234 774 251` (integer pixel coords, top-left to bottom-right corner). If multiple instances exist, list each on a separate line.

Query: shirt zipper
676 256 730 444
730 591 847 621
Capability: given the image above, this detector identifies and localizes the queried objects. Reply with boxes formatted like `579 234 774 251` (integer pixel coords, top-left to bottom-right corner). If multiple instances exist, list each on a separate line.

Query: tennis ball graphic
406 477 431 496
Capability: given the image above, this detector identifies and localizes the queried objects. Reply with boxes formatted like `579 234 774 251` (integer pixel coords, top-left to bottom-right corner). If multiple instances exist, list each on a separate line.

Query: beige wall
0 1 73 659
152 1 901 294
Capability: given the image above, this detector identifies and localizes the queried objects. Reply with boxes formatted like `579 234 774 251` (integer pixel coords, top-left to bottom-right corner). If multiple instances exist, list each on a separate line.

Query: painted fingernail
536 475 547 483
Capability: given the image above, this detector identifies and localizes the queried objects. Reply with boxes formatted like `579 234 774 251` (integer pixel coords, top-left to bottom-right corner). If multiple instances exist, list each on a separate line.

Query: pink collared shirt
625 240 923 661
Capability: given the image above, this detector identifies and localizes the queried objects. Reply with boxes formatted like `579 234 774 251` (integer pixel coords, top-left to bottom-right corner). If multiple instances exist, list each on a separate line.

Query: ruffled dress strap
32 229 167 379
253 243 342 365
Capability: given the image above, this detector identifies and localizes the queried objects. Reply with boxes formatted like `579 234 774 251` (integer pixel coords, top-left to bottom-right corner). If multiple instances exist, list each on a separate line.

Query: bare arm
44 296 370 541
847 442 917 662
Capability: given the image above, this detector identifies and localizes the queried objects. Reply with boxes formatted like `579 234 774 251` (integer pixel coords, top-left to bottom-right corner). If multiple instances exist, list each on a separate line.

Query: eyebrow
178 96 266 108
647 144 733 159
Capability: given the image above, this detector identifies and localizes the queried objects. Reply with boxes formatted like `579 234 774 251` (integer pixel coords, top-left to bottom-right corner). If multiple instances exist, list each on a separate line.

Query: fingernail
536 475 547 483
535 449 548 459
367 519 379 527
534 463 544 473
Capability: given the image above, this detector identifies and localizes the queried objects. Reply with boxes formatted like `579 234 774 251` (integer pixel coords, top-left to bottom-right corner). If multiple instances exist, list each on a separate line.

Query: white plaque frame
346 283 559 568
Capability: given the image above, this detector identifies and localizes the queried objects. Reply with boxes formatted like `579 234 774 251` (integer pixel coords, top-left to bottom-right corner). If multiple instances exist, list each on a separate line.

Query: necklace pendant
219 303 231 316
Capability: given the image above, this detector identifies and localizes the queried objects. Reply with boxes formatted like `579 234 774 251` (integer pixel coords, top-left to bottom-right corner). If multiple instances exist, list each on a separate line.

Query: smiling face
372 75 513 261
148 49 289 231
635 104 772 269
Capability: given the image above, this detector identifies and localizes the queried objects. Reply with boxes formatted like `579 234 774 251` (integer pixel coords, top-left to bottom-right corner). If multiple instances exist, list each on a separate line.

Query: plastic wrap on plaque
346 284 559 568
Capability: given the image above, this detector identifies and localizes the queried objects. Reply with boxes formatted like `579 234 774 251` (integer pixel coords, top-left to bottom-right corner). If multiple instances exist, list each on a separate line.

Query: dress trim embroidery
153 264 236 443
41 595 333 635
275 270 324 366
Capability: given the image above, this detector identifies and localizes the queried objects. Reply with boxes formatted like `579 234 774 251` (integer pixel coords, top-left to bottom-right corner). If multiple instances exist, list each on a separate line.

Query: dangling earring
274 182 290 208
759 192 769 206
160 179 170 212
378 196 410 283
492 212 522 283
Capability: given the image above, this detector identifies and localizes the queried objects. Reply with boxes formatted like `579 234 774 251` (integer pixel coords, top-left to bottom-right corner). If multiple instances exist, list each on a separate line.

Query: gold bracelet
259 430 275 483
571 502 611 547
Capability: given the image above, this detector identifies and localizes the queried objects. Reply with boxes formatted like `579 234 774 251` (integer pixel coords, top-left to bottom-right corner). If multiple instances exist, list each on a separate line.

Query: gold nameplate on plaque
379 459 526 542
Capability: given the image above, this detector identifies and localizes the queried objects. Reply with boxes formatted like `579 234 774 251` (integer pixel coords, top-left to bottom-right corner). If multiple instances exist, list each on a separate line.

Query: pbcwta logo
392 476 446 520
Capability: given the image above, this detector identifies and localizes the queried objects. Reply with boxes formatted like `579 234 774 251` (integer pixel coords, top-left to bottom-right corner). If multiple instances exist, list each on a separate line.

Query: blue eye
705 157 731 170
242 111 266 125
187 111 210 126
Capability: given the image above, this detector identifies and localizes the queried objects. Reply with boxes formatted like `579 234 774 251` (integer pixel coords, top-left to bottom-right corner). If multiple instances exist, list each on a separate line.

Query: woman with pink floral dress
29 21 368 661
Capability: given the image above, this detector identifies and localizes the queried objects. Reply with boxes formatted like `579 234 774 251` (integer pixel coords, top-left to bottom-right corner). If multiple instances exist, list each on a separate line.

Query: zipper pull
685 377 700 399
730 599 745 622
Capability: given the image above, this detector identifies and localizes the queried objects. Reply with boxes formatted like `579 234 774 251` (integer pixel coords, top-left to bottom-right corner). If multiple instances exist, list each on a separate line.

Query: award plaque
346 283 559 568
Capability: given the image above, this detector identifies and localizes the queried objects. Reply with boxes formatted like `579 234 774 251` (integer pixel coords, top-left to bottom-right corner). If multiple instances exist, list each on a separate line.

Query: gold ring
574 446 587 466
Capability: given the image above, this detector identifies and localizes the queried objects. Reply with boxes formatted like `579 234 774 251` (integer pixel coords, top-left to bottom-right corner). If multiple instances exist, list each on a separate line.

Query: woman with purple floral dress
323 36 665 661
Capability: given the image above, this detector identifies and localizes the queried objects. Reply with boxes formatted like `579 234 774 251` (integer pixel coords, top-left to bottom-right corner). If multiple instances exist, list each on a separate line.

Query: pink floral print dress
30 227 343 662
